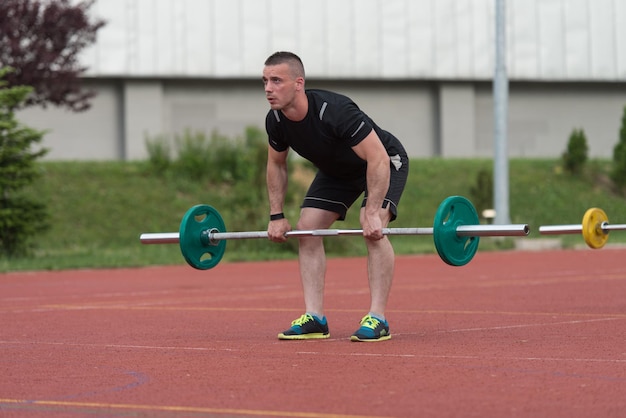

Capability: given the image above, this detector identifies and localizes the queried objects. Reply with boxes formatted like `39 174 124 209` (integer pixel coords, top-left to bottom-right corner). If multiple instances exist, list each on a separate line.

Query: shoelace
359 315 381 330
291 314 314 326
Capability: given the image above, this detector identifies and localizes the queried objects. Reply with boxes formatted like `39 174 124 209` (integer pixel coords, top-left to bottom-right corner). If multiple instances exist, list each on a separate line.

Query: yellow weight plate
581 207 609 249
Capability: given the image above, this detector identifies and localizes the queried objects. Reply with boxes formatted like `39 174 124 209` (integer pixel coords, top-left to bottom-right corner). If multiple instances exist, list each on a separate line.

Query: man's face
262 63 299 110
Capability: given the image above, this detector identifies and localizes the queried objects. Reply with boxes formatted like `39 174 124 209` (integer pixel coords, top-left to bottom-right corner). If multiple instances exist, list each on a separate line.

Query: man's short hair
265 51 305 78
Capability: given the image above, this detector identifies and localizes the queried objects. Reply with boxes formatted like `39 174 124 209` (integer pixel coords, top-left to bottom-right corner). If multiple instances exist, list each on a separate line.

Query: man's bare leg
364 236 395 317
362 206 394 318
296 207 339 316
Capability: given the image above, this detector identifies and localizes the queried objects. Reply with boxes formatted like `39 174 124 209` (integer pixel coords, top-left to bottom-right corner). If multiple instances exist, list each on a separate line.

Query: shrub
469 169 493 217
169 128 268 185
611 106 626 190
562 128 588 174
173 129 218 181
145 134 171 174
144 126 306 257
146 127 275 187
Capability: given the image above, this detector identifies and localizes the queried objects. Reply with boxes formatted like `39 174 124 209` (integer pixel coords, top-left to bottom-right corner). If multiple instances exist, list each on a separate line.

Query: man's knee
297 208 339 230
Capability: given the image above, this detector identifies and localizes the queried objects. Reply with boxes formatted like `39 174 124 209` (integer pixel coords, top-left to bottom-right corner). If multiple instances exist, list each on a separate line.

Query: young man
263 51 409 342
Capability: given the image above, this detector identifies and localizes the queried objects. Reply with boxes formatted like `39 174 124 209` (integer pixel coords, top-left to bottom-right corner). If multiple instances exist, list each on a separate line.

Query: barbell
539 207 626 249
140 195 530 269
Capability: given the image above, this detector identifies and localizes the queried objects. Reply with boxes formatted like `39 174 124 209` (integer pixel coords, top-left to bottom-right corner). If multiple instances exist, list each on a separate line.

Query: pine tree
0 68 49 256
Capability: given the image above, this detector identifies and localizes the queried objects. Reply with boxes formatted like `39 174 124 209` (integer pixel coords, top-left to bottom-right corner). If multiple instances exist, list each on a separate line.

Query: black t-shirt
265 89 405 180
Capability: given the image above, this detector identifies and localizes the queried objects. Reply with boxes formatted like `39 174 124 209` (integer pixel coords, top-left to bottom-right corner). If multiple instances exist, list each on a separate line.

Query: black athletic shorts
301 155 409 222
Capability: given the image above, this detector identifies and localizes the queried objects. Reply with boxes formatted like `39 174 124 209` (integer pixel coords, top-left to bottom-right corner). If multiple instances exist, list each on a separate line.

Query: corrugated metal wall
81 0 626 80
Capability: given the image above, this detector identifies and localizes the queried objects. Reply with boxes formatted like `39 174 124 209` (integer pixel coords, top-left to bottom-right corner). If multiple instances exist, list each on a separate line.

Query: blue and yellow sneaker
278 314 330 340
350 315 391 342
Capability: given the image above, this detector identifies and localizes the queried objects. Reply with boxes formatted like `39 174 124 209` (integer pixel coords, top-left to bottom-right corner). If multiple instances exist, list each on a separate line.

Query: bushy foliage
562 128 588 174
0 0 105 111
145 126 304 255
145 126 300 211
611 106 626 191
469 168 493 216
144 134 171 174
146 127 272 186
0 68 49 256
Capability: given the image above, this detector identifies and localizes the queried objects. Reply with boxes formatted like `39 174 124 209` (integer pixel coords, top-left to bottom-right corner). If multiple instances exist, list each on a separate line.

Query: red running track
1 248 625 417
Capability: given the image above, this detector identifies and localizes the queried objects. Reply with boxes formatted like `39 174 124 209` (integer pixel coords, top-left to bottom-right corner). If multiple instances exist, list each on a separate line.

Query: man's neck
282 91 308 122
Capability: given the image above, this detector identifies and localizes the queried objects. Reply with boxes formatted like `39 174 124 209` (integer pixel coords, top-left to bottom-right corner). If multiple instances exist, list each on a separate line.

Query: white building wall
18 82 123 160
13 0 626 160
475 83 626 157
124 81 164 159
79 0 626 81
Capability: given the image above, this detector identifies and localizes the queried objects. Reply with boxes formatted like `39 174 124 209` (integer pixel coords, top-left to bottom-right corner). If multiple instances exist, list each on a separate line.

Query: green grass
1 158 625 272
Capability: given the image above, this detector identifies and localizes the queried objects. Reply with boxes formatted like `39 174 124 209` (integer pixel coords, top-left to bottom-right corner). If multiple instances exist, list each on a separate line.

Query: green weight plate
433 196 480 266
179 204 227 270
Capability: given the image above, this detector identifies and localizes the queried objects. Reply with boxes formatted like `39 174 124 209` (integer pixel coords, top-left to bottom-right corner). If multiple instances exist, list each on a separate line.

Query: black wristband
270 212 285 221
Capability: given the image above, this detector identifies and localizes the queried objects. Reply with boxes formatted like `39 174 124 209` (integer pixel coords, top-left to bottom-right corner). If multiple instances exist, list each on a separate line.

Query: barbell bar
539 207 626 249
141 224 527 244
140 195 530 269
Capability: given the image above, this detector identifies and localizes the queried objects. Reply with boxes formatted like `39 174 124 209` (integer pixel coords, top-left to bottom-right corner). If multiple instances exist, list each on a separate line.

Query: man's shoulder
306 89 358 122
265 109 282 125
306 89 351 104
